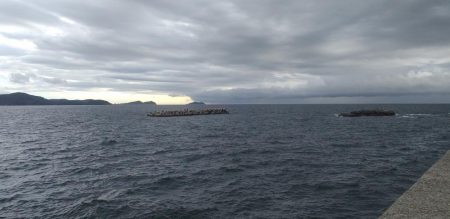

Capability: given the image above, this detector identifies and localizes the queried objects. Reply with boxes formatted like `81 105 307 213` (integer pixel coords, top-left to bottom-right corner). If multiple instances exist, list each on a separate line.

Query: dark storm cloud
1 0 450 103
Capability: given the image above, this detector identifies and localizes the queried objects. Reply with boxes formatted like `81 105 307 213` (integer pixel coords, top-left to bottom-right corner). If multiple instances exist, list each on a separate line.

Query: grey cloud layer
1 0 450 102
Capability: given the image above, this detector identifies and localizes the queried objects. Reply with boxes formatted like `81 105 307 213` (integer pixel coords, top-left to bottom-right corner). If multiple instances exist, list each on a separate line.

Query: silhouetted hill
144 101 156 105
188 101 206 105
49 99 111 105
0 92 111 105
0 92 50 105
124 101 156 105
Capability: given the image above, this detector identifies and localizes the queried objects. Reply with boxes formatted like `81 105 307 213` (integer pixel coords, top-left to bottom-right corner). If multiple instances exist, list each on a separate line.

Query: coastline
380 150 450 218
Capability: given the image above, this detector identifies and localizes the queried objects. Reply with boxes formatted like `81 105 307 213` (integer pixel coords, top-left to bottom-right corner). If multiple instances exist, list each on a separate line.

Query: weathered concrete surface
380 151 450 219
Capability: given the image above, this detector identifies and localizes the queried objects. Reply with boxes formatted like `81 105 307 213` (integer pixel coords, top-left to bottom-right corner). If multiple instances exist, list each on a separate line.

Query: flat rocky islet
339 109 396 117
148 108 229 117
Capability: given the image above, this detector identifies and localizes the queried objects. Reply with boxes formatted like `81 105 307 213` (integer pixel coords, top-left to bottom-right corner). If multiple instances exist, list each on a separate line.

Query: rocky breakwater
147 108 229 117
339 109 396 117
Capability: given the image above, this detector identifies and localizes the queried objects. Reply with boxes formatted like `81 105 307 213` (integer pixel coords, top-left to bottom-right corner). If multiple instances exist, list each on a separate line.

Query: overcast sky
1 0 450 104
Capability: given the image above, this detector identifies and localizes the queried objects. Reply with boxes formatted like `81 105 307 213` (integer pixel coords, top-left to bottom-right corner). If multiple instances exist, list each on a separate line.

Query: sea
1 104 449 218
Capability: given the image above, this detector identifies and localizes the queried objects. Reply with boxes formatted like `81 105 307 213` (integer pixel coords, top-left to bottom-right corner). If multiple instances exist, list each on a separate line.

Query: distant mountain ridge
124 101 156 105
0 92 111 105
188 101 206 105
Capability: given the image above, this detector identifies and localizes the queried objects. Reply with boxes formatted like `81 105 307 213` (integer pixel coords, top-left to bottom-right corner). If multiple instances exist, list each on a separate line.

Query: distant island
338 109 396 117
123 101 156 105
0 92 111 105
187 101 206 105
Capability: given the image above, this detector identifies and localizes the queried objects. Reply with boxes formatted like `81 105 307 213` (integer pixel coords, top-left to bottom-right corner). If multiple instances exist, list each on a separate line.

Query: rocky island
148 108 228 117
339 109 396 117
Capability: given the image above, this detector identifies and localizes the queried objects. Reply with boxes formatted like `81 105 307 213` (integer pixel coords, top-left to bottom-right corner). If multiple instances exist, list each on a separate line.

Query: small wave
97 190 123 201
100 139 118 146
21 139 39 144
314 182 336 191
145 207 218 218
0 172 11 179
220 166 244 173
71 166 97 175
153 175 187 189
267 140 289 145
259 149 277 154
153 149 171 155
237 148 256 154
184 153 208 162
399 146 412 151
0 193 22 203
203 134 221 138
23 147 44 152
314 181 360 191
331 143 359 148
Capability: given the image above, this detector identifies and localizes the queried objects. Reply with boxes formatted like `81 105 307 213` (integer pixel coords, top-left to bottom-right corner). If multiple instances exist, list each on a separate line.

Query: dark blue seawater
1 104 449 218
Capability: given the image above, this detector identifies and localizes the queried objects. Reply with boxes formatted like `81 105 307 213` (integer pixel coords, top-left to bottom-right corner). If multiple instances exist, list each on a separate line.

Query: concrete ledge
380 151 450 219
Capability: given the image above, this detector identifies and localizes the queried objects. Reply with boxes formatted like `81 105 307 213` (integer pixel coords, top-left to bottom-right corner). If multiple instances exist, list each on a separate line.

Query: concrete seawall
380 151 450 218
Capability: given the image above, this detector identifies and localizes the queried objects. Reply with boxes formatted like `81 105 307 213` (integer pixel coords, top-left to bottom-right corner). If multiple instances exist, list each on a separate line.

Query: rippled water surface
1 104 450 218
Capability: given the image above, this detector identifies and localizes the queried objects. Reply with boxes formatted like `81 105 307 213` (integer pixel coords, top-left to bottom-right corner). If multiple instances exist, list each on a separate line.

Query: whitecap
406 113 432 116
398 113 434 118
